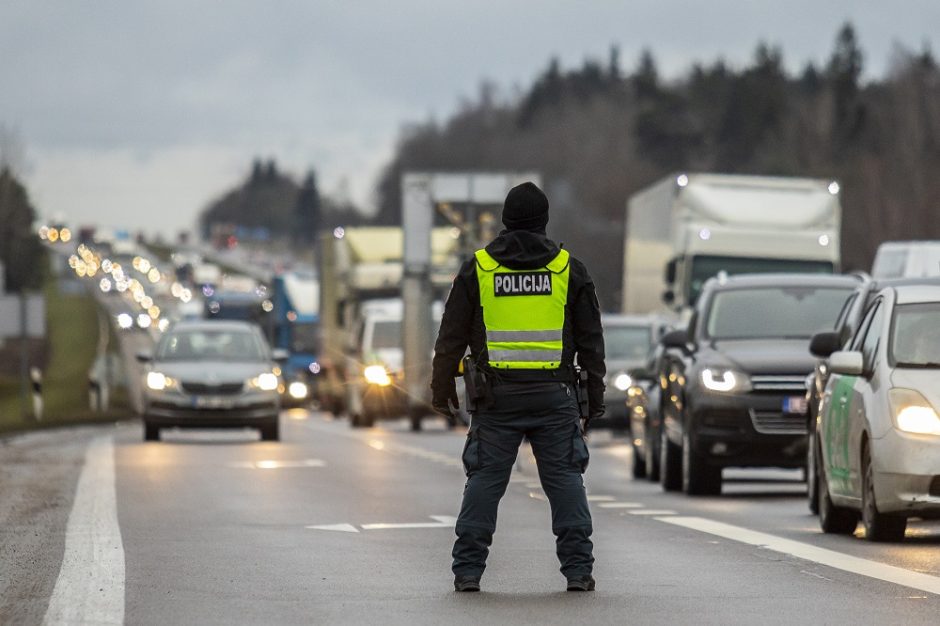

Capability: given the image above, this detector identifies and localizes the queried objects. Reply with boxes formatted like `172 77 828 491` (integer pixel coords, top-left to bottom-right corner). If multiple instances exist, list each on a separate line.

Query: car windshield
891 303 940 367
605 325 652 360
689 256 834 305
157 329 268 362
371 320 401 349
705 286 852 340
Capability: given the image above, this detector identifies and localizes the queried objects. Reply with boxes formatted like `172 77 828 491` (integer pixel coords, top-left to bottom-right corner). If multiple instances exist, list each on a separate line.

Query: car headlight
613 372 633 391
250 372 279 391
288 381 308 399
146 371 177 391
364 365 392 387
889 388 940 435
700 368 751 393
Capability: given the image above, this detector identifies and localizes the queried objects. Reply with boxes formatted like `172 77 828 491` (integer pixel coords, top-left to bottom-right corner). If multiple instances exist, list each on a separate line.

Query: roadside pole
20 292 30 419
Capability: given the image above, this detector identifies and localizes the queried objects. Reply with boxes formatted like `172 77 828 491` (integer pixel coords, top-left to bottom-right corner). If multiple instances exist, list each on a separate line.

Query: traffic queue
620 266 940 542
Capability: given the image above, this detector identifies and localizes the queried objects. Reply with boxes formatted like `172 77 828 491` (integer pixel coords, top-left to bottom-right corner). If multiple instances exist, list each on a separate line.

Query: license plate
783 396 808 414
193 395 234 409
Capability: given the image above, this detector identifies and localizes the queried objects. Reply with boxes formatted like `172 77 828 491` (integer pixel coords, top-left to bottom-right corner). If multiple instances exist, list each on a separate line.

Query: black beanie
502 182 549 231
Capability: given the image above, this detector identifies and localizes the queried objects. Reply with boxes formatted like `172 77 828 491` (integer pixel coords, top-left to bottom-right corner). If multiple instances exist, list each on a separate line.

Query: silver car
138 320 284 441
816 284 940 541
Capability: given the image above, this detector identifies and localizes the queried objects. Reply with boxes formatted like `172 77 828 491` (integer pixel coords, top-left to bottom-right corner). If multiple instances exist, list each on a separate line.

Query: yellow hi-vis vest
475 247 570 369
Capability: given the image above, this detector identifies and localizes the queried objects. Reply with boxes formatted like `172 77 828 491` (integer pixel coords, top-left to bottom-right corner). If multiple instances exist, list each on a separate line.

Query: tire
861 443 906 542
143 421 160 442
260 417 280 441
659 429 682 492
410 416 422 432
818 439 858 535
350 413 365 428
645 433 660 482
631 442 647 479
807 431 820 514
682 432 722 496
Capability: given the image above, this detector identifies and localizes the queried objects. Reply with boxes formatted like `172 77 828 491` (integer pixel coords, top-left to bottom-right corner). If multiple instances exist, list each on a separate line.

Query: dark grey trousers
452 381 594 578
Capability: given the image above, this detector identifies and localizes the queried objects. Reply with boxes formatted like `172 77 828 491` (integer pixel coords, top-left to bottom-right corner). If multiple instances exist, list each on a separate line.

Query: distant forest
373 24 940 309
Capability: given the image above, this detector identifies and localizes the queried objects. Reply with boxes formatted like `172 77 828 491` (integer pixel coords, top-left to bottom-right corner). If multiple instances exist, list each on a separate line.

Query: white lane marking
525 482 542 489
598 502 644 509
629 509 677 516
228 459 326 469
361 515 458 530
306 523 360 533
660 516 940 597
586 495 616 502
528 491 548 501
43 435 124 626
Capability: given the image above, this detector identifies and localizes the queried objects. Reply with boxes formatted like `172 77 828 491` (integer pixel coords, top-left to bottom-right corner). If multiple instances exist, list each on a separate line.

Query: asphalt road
2 412 938 625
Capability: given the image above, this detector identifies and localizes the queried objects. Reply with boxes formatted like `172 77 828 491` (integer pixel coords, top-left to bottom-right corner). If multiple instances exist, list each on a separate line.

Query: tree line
0 128 44 292
373 24 940 309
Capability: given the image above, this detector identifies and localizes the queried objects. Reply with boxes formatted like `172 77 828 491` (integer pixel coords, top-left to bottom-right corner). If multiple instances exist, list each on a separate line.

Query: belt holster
574 365 589 419
462 355 489 413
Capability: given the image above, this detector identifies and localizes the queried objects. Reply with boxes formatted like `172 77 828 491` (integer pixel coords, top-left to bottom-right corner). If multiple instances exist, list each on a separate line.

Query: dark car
627 342 669 480
591 314 672 431
805 275 940 512
138 320 285 441
657 273 859 495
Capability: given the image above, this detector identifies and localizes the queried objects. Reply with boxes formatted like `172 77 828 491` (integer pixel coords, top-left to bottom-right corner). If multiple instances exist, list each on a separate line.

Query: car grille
751 375 807 393
181 382 244 395
749 410 807 435
702 410 745 430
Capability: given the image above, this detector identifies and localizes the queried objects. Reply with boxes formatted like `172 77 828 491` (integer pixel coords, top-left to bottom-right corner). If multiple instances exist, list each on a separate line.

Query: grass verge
0 263 130 436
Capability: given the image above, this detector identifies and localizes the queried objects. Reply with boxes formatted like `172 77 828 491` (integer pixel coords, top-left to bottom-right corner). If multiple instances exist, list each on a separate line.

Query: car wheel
260 417 280 441
807 430 820 514
631 441 647 479
817 439 858 535
682 432 721 496
143 421 160 442
861 443 906 542
659 429 682 492
350 413 365 428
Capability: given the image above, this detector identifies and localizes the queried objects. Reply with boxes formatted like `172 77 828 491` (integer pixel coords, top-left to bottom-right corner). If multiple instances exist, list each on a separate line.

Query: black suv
657 273 860 495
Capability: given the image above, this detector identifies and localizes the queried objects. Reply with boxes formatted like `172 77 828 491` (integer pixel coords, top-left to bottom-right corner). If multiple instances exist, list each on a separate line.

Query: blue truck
269 270 320 406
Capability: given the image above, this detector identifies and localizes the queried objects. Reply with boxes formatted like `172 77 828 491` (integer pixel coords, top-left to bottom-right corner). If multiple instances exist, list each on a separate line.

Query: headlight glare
889 388 940 435
252 372 279 391
700 368 751 393
364 365 392 387
288 381 308 399
146 372 176 391
613 373 633 391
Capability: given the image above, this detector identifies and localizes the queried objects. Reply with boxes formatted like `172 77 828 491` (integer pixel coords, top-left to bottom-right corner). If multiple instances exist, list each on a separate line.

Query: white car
815 284 940 541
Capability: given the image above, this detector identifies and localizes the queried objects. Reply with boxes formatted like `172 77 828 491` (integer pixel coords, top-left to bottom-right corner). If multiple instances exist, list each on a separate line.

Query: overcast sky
2 1 937 237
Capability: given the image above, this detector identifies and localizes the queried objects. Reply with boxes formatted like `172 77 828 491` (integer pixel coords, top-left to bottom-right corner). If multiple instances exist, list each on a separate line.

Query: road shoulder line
43 435 125 625
660 515 940 597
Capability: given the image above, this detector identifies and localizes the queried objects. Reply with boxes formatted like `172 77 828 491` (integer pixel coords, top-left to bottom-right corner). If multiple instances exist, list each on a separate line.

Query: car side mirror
828 351 863 376
661 329 692 354
809 331 840 358
135 350 153 363
272 348 290 362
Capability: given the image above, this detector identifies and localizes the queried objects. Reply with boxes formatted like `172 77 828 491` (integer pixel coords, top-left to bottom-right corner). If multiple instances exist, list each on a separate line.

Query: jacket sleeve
570 261 606 417
431 261 475 407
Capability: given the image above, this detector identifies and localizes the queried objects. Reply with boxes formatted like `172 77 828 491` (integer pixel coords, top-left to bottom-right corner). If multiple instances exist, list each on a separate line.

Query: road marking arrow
360 516 458 531
306 523 360 533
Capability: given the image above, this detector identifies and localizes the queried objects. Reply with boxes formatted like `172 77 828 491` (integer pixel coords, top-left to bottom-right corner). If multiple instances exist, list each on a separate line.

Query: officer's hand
432 392 458 417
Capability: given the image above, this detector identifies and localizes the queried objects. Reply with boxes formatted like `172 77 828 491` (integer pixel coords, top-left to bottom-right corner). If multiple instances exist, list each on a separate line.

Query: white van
871 241 940 279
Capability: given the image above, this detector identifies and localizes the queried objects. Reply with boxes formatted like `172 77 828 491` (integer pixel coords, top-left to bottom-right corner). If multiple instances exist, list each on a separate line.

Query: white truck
317 226 459 427
871 241 940 279
622 173 842 313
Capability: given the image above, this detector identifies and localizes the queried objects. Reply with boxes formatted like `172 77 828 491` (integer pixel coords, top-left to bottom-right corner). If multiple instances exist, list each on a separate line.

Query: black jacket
431 229 606 416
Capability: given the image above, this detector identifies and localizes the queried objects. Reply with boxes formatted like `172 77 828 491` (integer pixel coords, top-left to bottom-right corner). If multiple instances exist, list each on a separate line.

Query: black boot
454 576 481 592
566 575 595 591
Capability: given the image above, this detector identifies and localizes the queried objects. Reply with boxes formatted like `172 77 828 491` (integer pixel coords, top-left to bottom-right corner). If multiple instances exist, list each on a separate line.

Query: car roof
169 320 259 333
872 276 940 290
889 284 940 305
705 273 862 291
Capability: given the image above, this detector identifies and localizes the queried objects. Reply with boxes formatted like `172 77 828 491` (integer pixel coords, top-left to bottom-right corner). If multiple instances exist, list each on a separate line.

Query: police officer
431 181 606 592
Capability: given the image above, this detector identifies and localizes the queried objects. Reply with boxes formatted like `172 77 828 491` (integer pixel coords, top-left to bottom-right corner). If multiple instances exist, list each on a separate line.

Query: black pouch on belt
574 365 589 419
462 355 488 413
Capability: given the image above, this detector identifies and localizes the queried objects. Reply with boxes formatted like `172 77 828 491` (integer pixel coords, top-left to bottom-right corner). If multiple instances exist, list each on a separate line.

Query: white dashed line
629 509 678 516
586 495 616 502
598 502 644 509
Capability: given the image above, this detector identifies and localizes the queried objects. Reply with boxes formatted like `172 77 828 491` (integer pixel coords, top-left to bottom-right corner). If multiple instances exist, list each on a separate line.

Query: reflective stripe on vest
475 247 570 370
